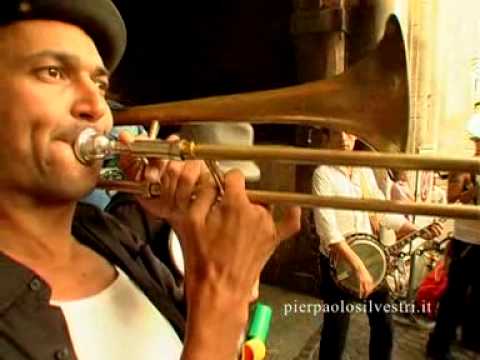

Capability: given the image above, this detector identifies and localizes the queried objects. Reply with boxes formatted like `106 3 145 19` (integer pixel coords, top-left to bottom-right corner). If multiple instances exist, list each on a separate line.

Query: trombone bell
113 15 408 153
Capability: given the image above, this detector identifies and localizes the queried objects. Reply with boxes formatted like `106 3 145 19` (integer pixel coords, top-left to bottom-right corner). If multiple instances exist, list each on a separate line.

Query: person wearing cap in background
0 1 301 359
426 115 480 360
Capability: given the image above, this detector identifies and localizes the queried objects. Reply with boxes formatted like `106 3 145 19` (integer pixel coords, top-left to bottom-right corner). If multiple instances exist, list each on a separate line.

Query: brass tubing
97 180 480 220
119 140 480 173
112 15 410 153
246 191 480 220
189 144 480 172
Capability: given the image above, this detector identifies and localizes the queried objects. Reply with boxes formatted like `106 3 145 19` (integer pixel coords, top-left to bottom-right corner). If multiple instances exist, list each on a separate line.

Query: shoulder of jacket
74 202 144 253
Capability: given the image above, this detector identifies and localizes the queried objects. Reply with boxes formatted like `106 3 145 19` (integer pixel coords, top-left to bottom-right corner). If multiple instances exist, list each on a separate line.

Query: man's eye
95 79 109 93
36 66 65 80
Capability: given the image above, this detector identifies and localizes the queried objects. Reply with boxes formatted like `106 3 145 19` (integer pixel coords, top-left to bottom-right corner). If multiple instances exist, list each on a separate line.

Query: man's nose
71 81 108 122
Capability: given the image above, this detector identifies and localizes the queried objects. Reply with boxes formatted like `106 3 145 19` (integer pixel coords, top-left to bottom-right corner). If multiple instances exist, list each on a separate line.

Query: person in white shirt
312 129 442 360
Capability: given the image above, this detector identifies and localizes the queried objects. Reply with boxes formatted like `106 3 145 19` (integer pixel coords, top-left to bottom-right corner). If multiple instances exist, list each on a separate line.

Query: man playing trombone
0 1 300 359
312 129 442 360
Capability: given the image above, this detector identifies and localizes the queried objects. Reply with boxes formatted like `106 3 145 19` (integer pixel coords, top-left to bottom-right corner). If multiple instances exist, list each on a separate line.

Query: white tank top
50 267 183 360
453 218 480 245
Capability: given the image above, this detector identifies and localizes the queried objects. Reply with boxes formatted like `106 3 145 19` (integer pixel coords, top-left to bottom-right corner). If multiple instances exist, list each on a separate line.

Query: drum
168 230 185 277
331 233 387 298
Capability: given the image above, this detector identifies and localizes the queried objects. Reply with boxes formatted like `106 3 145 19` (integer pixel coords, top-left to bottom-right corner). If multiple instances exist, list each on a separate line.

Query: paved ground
257 284 479 360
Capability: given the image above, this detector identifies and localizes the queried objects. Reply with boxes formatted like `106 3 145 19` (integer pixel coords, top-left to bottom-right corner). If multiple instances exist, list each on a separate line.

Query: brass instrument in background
75 15 480 220
114 15 408 153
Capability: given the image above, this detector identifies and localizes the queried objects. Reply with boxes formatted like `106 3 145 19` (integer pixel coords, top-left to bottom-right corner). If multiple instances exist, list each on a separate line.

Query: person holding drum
426 128 480 360
312 129 442 360
0 1 301 359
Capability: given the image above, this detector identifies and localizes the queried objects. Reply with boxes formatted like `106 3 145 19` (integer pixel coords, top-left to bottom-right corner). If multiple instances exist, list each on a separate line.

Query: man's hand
117 131 301 359
329 241 376 299
398 220 444 241
161 169 300 298
420 221 444 240
117 132 301 282
356 266 375 299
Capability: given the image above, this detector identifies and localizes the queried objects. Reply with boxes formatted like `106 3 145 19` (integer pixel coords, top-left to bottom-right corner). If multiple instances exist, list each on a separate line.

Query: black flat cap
0 0 127 71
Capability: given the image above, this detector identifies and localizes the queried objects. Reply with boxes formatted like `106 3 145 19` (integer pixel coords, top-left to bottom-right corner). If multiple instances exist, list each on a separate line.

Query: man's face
328 130 357 151
0 20 113 201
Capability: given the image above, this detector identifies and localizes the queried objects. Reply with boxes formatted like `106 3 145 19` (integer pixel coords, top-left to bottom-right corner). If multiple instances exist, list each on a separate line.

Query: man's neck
0 192 77 265
337 165 352 178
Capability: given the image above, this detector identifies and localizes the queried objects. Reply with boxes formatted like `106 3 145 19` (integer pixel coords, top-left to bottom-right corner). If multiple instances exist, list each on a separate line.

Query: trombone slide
75 130 480 173
97 180 480 220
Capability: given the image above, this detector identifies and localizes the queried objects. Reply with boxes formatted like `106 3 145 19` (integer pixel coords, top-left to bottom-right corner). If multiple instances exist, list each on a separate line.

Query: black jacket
0 203 185 360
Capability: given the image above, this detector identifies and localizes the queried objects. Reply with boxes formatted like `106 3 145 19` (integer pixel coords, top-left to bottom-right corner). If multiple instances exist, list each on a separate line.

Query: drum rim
335 233 388 291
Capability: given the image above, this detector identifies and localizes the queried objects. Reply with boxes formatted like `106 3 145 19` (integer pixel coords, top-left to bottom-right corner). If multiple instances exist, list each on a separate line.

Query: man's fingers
250 279 260 302
163 161 185 204
359 283 365 299
275 206 302 242
165 134 180 142
432 223 443 237
144 159 169 183
117 130 136 144
175 161 204 210
189 172 219 219
117 131 156 181
360 282 373 299
424 223 443 240
222 170 247 205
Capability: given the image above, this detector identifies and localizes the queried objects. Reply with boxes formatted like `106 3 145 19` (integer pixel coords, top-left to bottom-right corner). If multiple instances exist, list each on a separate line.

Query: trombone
75 128 480 220
77 15 480 220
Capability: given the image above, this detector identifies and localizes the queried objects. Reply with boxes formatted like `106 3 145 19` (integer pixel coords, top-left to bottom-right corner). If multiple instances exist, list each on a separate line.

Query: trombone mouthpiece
74 128 115 165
